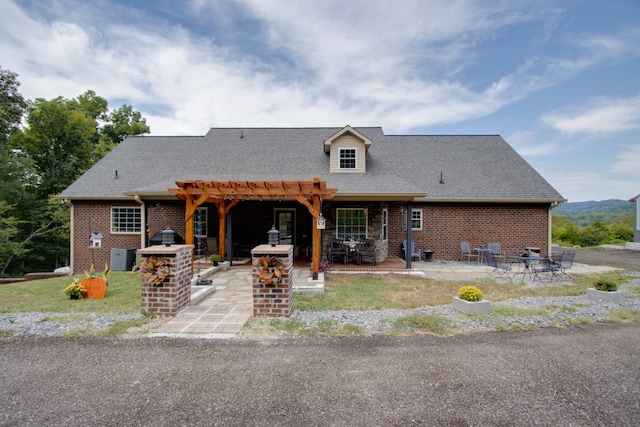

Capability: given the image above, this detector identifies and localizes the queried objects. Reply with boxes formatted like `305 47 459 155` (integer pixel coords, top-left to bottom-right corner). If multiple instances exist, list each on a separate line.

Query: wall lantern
161 227 176 247
316 213 326 230
89 232 103 248
267 225 280 247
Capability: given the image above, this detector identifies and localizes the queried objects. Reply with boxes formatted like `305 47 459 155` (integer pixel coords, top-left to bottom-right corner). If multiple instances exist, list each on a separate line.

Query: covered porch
168 178 337 277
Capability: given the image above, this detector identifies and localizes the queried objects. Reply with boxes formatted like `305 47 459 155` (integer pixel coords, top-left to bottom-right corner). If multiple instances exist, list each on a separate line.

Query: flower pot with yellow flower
64 279 87 300
452 285 491 314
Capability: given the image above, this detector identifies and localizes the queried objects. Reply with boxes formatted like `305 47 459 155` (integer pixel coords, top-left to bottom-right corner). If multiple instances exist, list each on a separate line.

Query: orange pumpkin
81 277 107 299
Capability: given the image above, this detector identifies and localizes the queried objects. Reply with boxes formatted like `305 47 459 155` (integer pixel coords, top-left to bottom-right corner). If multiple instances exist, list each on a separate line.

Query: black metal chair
460 241 478 263
488 242 506 261
485 250 512 279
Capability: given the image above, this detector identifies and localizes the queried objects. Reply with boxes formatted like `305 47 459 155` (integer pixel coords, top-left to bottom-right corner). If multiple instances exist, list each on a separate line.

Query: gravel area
289 272 640 336
0 313 144 336
2 273 639 338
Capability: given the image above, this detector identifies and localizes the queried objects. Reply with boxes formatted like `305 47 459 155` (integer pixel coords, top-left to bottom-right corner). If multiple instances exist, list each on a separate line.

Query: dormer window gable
324 125 372 173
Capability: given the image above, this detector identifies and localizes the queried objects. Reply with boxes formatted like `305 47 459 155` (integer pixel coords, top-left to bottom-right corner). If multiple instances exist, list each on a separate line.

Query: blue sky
1 0 639 202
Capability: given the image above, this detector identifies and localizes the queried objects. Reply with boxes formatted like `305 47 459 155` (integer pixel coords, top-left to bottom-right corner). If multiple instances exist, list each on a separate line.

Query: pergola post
169 179 336 273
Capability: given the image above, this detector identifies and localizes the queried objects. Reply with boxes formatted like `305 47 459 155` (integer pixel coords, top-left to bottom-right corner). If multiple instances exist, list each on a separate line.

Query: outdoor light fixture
316 213 326 230
161 227 176 247
267 225 279 247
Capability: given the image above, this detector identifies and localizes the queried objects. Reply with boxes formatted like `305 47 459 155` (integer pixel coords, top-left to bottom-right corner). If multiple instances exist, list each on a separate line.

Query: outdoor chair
554 250 576 278
402 240 422 261
327 239 348 265
485 250 512 279
357 239 377 265
460 241 478 263
532 258 561 283
487 242 506 261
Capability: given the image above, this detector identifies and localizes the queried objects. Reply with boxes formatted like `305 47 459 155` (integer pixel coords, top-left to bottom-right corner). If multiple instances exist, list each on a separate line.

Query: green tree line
552 215 634 247
1 67 149 276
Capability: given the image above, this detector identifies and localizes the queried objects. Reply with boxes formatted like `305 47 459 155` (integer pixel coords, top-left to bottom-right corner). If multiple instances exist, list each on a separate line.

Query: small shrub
594 280 618 292
457 285 483 302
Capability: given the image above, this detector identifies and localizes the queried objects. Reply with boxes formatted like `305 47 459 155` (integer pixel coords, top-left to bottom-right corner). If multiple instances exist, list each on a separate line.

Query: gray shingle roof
59 127 565 203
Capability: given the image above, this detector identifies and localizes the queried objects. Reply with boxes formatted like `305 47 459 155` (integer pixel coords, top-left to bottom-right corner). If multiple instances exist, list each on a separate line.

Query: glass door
275 209 295 245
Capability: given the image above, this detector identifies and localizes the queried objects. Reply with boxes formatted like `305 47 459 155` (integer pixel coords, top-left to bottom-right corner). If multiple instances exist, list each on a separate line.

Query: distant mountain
553 199 634 226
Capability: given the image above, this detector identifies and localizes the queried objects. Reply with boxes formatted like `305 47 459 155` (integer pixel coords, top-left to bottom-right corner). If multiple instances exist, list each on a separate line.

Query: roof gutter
414 197 567 204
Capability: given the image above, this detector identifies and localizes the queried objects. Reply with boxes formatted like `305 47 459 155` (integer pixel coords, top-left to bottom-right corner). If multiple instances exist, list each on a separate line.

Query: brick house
59 126 565 274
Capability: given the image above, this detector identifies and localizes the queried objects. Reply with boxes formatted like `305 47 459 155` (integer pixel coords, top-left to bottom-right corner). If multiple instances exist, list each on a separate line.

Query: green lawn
0 270 632 316
0 272 142 314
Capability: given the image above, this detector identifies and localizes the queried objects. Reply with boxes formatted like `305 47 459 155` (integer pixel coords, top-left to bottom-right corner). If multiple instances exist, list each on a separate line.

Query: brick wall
72 201 141 273
139 245 193 316
386 202 550 260
251 245 293 316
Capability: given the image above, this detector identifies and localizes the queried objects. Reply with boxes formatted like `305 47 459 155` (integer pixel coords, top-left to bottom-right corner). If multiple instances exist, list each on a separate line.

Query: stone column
251 244 293 317
139 245 193 316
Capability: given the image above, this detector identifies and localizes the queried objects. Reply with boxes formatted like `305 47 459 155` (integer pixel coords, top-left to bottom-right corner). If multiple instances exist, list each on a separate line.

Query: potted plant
452 285 491 314
64 278 87 300
586 279 625 303
209 254 222 266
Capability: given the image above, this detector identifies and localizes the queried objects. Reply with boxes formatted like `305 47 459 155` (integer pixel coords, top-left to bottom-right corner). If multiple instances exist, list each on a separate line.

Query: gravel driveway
572 246 639 271
1 323 639 426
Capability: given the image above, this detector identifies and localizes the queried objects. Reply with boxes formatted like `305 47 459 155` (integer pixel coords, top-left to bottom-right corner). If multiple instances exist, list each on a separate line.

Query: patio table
475 247 489 264
507 255 549 279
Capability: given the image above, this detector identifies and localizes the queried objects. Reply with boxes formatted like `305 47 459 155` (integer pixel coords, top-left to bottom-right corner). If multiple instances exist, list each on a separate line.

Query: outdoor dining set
327 238 378 266
461 241 576 282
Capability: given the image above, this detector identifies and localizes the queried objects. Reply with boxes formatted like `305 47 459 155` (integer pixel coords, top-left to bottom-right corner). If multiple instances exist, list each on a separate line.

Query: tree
0 67 27 147
17 96 96 196
3 80 150 274
94 104 150 161
0 200 27 275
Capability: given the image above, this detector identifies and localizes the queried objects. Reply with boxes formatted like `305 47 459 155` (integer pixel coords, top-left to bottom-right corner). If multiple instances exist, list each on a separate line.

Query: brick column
251 244 293 317
139 245 193 316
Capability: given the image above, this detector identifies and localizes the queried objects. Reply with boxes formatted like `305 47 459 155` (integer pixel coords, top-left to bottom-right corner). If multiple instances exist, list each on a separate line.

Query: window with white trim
382 208 388 241
411 209 423 231
194 207 208 238
111 207 141 233
339 148 356 169
337 208 367 241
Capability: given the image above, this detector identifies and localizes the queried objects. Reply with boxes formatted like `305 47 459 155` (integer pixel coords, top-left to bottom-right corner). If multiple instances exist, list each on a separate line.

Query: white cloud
613 145 640 177
1 0 639 139
542 170 638 203
542 95 640 137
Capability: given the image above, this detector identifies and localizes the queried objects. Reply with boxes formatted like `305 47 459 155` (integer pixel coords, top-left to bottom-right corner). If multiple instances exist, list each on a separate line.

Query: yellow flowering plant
64 278 87 298
457 285 483 302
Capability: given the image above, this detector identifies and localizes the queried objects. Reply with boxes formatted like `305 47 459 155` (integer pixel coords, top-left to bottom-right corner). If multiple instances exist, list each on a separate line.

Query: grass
2 268 637 337
390 313 451 335
0 272 142 314
292 271 632 312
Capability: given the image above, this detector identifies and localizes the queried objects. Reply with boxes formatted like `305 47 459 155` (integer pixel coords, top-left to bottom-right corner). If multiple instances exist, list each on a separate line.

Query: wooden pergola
168 178 336 275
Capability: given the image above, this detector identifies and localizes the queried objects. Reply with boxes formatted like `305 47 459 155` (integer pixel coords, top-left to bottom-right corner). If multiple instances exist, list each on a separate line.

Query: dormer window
325 126 372 173
339 148 357 169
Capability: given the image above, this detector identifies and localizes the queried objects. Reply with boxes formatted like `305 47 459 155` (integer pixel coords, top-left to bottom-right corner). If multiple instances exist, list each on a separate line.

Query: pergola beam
169 179 336 275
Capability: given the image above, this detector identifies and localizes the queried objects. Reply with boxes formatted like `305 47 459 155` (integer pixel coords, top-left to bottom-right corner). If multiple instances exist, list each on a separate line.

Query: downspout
548 204 554 256
68 201 74 274
406 201 412 269
134 196 146 249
